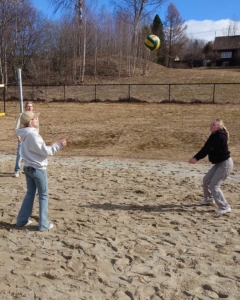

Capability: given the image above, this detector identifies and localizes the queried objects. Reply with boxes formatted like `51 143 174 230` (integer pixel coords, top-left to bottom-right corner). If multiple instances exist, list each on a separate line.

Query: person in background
189 119 233 214
14 101 39 177
15 111 66 231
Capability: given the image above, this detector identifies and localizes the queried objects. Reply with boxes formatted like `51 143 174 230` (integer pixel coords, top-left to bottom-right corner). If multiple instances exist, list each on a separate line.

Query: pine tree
151 14 167 66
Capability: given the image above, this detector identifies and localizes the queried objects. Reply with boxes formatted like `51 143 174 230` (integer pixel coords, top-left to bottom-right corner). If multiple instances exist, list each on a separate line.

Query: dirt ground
1 101 240 167
1 101 240 299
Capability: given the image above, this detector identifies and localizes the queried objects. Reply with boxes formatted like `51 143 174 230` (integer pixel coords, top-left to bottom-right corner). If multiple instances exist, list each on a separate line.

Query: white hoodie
16 127 62 170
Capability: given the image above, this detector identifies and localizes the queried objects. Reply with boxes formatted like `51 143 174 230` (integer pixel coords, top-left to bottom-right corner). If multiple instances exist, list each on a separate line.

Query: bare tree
182 38 205 68
49 0 83 82
49 0 96 83
0 0 11 83
0 0 46 84
112 12 133 77
164 2 188 68
222 19 239 36
111 0 166 75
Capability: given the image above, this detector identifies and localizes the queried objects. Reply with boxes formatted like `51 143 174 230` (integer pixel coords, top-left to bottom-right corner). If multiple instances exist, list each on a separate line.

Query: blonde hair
215 119 230 143
23 120 32 128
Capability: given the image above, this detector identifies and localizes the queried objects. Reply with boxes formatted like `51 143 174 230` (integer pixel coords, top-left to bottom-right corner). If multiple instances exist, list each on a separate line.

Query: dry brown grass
84 57 240 85
2 63 240 103
1 64 240 166
1 100 240 167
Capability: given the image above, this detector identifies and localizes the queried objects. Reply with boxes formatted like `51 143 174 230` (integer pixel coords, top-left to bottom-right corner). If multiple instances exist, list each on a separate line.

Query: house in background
212 35 240 66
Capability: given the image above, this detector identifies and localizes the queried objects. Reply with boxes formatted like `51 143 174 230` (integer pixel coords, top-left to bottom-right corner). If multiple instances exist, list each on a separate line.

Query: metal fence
1 83 240 113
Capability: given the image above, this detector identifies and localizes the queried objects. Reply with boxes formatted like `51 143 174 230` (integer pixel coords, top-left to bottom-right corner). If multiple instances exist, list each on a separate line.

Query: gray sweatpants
203 157 233 209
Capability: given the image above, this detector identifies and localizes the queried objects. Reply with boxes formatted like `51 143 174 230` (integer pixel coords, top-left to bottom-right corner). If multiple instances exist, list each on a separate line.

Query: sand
1 153 240 299
1 101 240 299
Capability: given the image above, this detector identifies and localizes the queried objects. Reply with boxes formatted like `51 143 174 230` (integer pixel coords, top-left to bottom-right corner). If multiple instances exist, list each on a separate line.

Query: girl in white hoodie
16 111 66 231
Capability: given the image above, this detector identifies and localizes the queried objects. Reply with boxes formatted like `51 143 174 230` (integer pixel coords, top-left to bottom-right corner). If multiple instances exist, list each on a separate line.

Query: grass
1 63 240 166
2 63 240 103
1 100 240 167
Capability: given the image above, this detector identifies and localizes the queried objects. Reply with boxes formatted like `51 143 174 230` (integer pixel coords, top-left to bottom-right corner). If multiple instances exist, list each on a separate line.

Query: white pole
17 68 23 113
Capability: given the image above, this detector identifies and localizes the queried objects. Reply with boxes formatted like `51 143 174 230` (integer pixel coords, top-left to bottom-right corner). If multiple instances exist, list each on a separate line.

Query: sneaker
215 207 231 214
200 199 215 206
25 220 32 226
14 170 20 178
48 223 54 230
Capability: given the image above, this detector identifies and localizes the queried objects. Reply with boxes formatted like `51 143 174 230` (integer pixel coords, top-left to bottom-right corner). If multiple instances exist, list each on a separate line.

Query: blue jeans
203 157 233 210
16 167 51 231
14 141 22 171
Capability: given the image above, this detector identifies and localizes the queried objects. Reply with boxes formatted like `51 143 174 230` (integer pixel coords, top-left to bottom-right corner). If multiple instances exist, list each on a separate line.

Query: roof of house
213 35 240 50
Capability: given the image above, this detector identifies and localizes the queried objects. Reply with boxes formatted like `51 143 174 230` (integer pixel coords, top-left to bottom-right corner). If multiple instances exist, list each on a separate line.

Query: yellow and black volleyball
144 35 160 52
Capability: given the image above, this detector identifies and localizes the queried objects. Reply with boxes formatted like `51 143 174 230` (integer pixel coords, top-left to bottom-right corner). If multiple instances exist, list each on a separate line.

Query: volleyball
144 35 160 52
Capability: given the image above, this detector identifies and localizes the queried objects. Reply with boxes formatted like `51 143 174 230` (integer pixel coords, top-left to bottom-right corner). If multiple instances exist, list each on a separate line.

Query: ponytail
222 126 230 144
216 119 230 144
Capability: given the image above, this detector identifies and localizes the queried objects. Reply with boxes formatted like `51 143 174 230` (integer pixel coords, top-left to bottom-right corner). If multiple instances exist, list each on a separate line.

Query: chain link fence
1 83 240 113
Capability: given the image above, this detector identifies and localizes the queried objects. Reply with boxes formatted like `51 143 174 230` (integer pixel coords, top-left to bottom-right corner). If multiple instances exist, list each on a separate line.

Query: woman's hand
60 139 67 147
189 158 197 164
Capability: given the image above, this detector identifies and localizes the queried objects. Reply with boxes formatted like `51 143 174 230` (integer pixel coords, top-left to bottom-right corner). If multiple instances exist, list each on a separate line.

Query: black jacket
194 129 230 164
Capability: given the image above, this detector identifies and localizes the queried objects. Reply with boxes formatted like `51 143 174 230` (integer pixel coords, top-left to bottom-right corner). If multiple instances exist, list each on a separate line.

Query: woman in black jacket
189 119 233 214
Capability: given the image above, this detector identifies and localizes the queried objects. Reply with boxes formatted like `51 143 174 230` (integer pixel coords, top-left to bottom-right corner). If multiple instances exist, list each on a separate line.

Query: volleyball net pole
17 68 23 113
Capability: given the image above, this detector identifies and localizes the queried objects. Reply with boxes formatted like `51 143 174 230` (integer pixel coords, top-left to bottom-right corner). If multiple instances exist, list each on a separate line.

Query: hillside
82 58 240 84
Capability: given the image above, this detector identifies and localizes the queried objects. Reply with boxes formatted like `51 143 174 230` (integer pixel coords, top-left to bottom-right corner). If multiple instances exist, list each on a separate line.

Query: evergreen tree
151 14 161 36
203 42 213 59
151 14 167 66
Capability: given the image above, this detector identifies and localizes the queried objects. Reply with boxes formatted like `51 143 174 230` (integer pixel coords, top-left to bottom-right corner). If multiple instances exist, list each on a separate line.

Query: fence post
168 84 171 102
95 85 97 101
3 84 5 113
64 84 66 101
128 85 130 101
0 84 5 115
212 83 215 103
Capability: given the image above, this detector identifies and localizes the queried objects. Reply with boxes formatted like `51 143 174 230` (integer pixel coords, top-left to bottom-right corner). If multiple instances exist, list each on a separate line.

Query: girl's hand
60 139 67 147
189 158 197 164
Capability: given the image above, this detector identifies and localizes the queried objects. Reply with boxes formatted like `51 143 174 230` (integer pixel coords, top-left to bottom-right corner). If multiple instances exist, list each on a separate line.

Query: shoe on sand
199 199 215 206
16 220 32 227
48 223 54 230
215 207 231 214
14 170 20 178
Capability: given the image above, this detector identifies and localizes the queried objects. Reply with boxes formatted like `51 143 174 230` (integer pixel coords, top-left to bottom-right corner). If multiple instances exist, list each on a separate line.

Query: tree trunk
80 19 86 83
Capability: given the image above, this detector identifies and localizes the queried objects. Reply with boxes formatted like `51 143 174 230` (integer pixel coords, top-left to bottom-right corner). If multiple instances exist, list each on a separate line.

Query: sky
32 0 240 42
